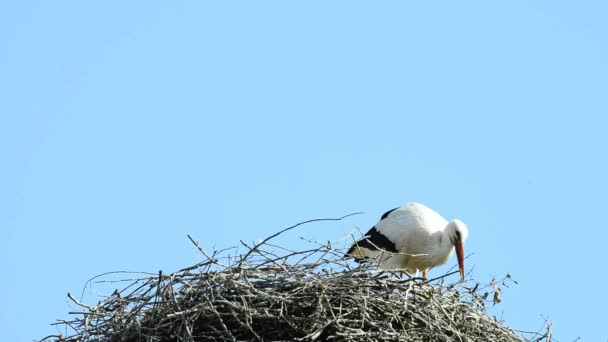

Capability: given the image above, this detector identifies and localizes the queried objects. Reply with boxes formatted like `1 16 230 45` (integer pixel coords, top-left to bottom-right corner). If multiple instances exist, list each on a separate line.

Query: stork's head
447 219 469 281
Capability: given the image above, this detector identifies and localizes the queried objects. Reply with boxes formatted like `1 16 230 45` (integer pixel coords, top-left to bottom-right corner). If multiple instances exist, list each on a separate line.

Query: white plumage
345 203 469 281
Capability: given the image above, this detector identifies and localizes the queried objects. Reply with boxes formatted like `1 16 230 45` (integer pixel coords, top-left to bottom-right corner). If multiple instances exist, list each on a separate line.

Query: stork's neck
438 221 460 252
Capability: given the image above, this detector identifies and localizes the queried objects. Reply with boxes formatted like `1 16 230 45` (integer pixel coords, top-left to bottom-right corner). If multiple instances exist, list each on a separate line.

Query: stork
345 203 469 281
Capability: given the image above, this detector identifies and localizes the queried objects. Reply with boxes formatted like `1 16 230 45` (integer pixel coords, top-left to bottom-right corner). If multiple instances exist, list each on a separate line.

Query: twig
67 293 95 311
238 212 362 266
187 234 229 268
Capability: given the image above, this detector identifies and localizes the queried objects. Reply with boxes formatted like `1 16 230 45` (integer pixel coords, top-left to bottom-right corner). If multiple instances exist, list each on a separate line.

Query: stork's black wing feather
380 207 399 221
345 226 398 262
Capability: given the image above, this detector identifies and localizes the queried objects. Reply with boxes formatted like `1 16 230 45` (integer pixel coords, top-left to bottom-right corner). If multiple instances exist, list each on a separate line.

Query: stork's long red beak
455 241 465 281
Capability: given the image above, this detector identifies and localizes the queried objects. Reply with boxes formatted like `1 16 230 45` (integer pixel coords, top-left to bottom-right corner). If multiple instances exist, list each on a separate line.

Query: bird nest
43 217 548 342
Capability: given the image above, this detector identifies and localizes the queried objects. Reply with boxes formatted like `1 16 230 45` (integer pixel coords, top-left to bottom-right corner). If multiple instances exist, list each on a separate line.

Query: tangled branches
43 216 545 341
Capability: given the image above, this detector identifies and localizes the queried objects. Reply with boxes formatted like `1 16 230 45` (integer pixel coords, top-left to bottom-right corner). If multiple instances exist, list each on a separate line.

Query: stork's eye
455 231 461 240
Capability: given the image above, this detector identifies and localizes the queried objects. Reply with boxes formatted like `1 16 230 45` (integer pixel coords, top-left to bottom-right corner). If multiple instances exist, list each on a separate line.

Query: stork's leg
422 270 428 281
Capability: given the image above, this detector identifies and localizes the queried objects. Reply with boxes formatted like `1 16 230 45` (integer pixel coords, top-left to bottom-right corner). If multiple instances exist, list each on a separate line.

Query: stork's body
345 203 469 280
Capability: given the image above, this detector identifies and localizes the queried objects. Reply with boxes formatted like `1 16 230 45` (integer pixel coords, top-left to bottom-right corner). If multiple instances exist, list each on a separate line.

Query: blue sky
2 1 607 341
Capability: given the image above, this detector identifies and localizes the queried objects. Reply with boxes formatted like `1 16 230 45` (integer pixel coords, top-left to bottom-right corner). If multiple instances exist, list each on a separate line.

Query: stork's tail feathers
345 226 397 263
344 244 371 263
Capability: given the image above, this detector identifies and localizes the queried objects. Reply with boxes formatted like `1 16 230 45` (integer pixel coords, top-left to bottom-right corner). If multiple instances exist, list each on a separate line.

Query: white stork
345 203 469 281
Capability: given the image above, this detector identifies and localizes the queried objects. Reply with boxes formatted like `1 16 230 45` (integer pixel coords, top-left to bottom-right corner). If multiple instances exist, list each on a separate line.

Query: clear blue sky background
2 2 607 341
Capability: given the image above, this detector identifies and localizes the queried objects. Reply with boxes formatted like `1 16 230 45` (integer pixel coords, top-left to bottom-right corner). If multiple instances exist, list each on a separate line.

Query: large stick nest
43 216 545 342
